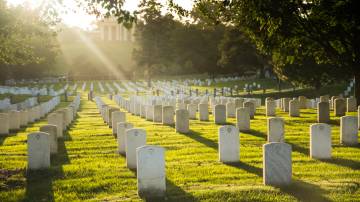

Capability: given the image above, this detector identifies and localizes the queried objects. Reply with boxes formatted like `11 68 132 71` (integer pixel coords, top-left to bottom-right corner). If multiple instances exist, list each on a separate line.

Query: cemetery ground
0 88 359 201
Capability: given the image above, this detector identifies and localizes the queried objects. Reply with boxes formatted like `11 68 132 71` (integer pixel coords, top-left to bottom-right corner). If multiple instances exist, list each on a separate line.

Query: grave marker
263 142 292 186
126 129 146 169
137 146 166 198
27 132 50 170
219 125 239 163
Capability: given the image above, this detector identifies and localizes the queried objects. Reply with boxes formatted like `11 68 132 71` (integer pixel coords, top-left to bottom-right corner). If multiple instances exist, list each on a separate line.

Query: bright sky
7 0 194 30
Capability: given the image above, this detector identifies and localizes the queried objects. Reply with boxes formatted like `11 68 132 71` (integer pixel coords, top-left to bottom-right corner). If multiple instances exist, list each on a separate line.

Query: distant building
97 17 135 42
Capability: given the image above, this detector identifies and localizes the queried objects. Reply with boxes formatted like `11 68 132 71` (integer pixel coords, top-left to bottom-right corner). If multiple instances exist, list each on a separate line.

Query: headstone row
28 94 81 170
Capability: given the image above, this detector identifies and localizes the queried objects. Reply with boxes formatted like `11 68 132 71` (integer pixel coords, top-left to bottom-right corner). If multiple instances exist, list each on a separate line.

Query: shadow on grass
23 138 69 202
143 179 198 202
214 122 234 126
181 130 218 150
291 143 360 170
280 180 330 202
320 158 360 170
225 162 262 177
328 119 340 126
289 143 309 156
0 134 17 146
24 169 54 202
244 129 267 140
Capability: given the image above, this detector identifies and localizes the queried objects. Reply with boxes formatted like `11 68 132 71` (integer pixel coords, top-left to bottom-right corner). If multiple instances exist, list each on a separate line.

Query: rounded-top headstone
218 125 239 163
126 128 147 169
263 142 292 186
243 101 255 119
340 116 358 146
137 145 166 198
317 102 330 123
27 132 50 170
310 123 331 159
175 109 189 133
40 124 58 154
267 117 284 143
214 104 226 124
117 122 134 155
162 106 175 125
334 98 346 117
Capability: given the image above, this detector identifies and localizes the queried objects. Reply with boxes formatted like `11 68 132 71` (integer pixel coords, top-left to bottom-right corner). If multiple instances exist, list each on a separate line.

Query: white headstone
263 142 292 186
310 123 331 159
226 102 236 118
126 128 146 169
214 104 226 124
267 117 284 143
218 125 239 163
334 98 346 117
27 132 50 170
236 107 250 132
317 102 330 123
289 100 300 117
175 109 189 133
117 122 134 155
47 113 63 138
112 111 126 135
243 101 255 119
340 116 358 146
347 97 357 112
266 100 276 117
162 106 174 125
198 103 209 121
40 125 58 154
187 104 197 120
137 145 166 198
153 105 163 123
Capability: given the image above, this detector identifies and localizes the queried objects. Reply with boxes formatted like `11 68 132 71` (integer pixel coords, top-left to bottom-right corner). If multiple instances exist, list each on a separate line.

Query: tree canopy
84 0 360 100
0 0 60 82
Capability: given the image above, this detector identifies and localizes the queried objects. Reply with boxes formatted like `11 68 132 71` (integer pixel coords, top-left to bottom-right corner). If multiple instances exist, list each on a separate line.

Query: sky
7 0 194 30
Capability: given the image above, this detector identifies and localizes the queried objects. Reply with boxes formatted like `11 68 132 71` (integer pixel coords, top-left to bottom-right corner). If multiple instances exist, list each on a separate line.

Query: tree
132 0 176 85
82 1 360 101
188 0 359 99
0 0 59 82
218 28 264 75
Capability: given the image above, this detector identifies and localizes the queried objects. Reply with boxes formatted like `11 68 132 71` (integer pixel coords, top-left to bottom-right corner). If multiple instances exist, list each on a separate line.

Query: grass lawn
0 93 359 201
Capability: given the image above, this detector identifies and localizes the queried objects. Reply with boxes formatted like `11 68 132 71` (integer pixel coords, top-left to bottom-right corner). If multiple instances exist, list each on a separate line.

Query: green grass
0 93 359 201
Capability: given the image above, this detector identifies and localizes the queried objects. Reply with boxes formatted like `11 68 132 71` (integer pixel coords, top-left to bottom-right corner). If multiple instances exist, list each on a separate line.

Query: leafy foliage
0 0 60 81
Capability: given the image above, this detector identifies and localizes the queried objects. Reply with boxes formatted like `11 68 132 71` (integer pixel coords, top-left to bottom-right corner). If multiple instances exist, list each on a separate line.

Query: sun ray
69 28 126 80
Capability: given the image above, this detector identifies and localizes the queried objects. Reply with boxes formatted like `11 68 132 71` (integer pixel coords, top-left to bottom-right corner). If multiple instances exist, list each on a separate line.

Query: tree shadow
182 130 218 150
289 143 309 156
24 169 54 202
328 119 340 126
143 179 198 202
244 129 267 140
224 161 262 177
320 158 360 170
0 134 16 146
279 179 330 202
214 121 233 126
291 143 360 170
